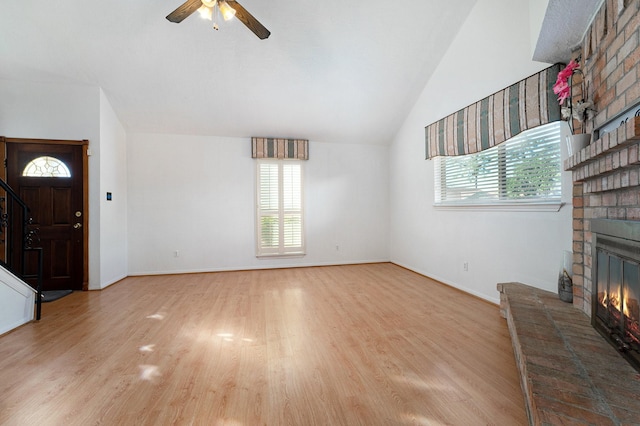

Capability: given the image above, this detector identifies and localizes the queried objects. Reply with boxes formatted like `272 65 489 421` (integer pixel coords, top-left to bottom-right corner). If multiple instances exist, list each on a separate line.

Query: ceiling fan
166 0 270 40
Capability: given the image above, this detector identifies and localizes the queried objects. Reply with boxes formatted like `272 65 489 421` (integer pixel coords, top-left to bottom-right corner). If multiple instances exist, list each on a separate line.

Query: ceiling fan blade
166 0 203 23
227 0 271 39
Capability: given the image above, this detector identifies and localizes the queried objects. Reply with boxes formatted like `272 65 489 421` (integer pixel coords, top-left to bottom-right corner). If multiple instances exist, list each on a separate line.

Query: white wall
0 266 36 335
0 79 103 289
99 89 128 288
0 0 573 306
529 0 550 57
127 133 389 274
0 80 100 142
389 0 574 303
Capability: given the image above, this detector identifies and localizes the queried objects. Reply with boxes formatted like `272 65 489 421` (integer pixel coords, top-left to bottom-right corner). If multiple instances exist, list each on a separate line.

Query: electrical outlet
463 262 468 271
174 250 179 258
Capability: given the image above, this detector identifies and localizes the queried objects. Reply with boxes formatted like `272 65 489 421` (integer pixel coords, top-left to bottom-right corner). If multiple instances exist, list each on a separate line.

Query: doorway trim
0 137 89 291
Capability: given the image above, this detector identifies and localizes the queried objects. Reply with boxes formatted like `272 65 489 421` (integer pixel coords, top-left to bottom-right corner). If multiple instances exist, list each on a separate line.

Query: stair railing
0 178 43 320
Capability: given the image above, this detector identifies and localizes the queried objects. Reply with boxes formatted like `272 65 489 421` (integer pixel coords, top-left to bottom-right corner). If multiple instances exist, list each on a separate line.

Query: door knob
73 223 82 229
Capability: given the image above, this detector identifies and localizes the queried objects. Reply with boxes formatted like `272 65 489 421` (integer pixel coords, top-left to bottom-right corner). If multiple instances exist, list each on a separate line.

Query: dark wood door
6 142 85 291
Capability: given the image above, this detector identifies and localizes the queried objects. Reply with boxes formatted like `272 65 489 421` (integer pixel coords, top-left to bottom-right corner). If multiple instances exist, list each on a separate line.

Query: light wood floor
0 263 527 425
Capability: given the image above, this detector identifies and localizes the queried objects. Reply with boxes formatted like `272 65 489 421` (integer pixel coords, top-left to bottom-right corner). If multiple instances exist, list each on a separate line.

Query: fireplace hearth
591 219 640 372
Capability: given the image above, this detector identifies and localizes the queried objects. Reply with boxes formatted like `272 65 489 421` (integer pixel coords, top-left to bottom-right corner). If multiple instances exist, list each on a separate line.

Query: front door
6 141 87 291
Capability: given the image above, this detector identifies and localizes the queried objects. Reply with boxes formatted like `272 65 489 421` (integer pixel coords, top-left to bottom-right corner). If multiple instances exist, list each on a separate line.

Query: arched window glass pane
22 156 71 178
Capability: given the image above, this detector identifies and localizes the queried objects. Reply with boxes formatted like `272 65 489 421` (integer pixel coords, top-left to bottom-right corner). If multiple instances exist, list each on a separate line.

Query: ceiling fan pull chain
213 2 219 31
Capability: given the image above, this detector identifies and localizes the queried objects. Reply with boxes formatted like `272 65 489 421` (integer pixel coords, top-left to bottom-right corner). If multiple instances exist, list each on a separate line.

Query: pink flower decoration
553 60 580 105
553 80 568 95
557 60 579 80
553 81 570 104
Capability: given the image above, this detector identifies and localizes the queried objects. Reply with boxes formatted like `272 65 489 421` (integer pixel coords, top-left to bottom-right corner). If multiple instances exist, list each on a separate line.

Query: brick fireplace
564 0 640 319
495 3 640 423
566 117 640 316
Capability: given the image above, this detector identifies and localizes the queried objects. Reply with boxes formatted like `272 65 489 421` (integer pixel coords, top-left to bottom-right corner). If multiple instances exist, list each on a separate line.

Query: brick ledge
497 282 640 425
565 116 640 173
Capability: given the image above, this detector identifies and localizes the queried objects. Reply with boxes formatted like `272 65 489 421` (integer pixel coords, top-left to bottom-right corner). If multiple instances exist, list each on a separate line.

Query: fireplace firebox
592 219 640 372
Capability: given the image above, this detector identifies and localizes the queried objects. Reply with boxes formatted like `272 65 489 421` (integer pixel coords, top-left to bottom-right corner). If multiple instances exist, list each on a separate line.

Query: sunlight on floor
401 413 446 425
217 332 234 342
138 364 161 381
182 329 258 345
215 419 243 426
392 373 456 392
136 311 166 381
146 312 165 320
139 344 155 352
215 332 255 343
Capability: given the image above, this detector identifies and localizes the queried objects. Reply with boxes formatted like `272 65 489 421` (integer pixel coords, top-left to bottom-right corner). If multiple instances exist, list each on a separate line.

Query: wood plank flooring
0 263 527 425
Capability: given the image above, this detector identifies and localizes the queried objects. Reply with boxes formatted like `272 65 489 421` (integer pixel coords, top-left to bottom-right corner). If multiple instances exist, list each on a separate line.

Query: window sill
256 252 306 259
433 201 565 212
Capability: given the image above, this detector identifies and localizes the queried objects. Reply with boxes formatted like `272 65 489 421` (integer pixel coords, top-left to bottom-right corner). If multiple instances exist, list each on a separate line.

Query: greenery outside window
256 159 305 257
434 121 563 210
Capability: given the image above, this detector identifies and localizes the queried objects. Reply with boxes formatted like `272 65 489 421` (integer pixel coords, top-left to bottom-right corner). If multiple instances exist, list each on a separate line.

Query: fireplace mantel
565 116 640 184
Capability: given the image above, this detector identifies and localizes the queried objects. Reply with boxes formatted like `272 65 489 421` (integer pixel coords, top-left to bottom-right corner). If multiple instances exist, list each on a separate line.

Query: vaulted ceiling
1 0 486 144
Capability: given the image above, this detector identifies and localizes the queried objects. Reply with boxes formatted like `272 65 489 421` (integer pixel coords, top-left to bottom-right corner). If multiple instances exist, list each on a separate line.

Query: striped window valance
425 63 562 159
252 137 309 160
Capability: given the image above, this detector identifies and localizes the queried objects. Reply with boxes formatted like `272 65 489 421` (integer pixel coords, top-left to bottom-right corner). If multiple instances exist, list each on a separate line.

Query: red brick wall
568 0 640 315
583 0 640 132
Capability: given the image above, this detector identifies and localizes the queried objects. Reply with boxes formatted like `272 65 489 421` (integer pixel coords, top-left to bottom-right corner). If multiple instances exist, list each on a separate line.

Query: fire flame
601 288 635 318
624 287 630 317
599 290 617 308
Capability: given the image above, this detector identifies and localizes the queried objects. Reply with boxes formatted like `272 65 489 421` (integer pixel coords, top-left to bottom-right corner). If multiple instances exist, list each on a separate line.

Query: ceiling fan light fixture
218 0 237 21
166 0 270 39
197 5 213 20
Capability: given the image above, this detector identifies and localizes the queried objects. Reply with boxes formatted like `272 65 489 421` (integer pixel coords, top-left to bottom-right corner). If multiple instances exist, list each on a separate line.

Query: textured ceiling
533 0 603 64
0 0 482 145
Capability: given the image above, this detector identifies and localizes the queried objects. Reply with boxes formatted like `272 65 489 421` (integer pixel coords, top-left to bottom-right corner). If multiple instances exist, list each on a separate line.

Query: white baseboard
390 260 500 305
127 258 391 277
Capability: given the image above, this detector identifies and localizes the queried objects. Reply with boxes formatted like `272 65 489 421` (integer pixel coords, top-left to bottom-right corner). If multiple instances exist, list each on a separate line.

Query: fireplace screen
592 219 640 372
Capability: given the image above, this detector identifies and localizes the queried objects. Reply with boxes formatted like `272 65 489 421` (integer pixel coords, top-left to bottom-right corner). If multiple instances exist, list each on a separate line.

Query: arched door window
22 156 71 178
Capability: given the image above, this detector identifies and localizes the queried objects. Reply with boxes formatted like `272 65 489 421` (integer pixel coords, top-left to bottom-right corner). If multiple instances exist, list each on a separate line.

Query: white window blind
435 121 562 206
256 160 304 256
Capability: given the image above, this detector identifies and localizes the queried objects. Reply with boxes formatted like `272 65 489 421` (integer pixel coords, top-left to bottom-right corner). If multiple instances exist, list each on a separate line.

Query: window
256 159 304 257
22 156 71 178
434 122 563 209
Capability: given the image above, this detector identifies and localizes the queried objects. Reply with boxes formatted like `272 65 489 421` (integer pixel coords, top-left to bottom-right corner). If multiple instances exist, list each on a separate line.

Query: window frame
255 159 305 258
433 122 565 212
